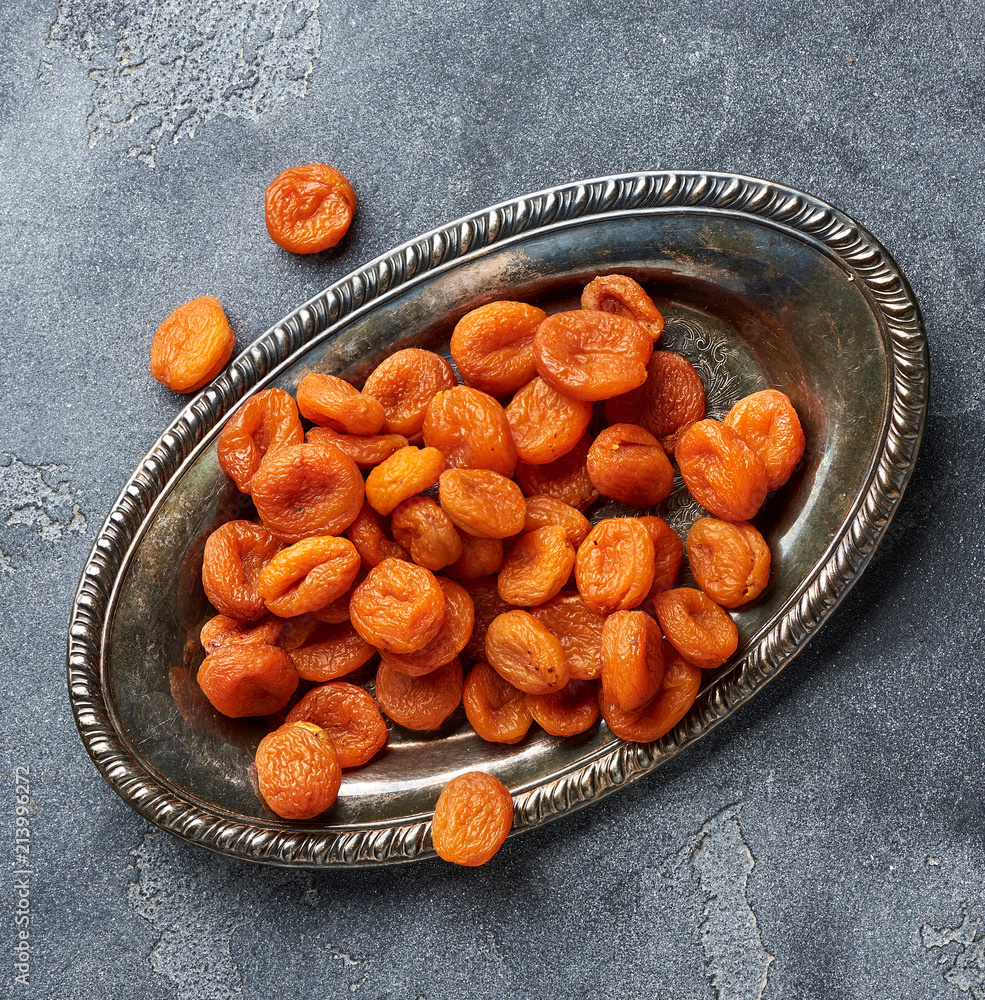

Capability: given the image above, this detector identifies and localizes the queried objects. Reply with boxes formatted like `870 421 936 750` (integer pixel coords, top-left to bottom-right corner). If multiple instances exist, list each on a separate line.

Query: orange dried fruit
686 518 771 608
346 499 409 568
390 497 463 571
527 679 601 737
724 389 805 491
197 643 298 718
639 515 684 597
522 495 591 546
296 373 385 436
375 657 463 731
217 387 304 494
432 771 513 867
485 610 568 694
586 423 675 507
199 613 283 655
305 425 408 468
264 163 356 254
285 682 388 768
515 431 598 510
600 610 665 712
362 348 457 437
504 377 592 465
287 620 377 683
423 385 517 476
574 517 655 614
460 577 511 662
463 662 533 744
150 296 235 393
349 558 447 654
530 590 607 681
201 520 281 622
255 721 342 819
365 445 445 516
256 535 360 617
497 525 575 607
651 587 739 670
438 468 526 539
581 274 664 340
533 310 653 401
450 300 546 396
445 533 505 580
676 419 769 522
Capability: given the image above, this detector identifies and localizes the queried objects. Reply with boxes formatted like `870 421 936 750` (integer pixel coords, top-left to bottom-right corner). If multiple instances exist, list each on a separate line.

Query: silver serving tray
68 172 928 867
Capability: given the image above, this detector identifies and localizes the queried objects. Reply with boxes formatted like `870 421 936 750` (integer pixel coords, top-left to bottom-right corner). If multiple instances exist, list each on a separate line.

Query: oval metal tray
67 171 928 867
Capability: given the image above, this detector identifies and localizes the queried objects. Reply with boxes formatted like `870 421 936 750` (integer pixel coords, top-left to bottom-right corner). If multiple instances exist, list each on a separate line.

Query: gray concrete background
1 1 982 997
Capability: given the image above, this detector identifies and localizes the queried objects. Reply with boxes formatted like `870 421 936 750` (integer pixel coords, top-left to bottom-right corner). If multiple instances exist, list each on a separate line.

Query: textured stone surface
1 1 983 997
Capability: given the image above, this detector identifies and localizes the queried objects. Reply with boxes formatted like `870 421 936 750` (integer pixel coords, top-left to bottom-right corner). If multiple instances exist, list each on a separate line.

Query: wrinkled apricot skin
505 377 592 465
306 425 408 468
497 526 575 607
423 386 518 476
724 389 806 491
150 296 235 393
391 497 463 571
600 642 702 743
365 446 445 516
652 587 739 670
523 495 591 546
288 621 377 682
515 432 598 510
485 610 569 694
601 611 665 712
587 423 675 507
251 441 364 542
446 534 504 580
349 558 447 654
347 500 408 568
197 643 298 718
296 373 385 436
581 274 664 340
530 591 607 681
285 682 388 768
438 469 526 539
201 520 281 621
575 518 655 614
460 577 511 662
255 721 342 819
676 419 769 522
256 535 360 617
432 771 513 867
639 516 684 597
605 351 706 455
375 657 464 731
200 614 283 655
687 518 771 608
450 301 546 396
264 164 356 255
463 662 533 744
527 679 601 737
362 349 458 437
217 388 304 494
533 310 653 401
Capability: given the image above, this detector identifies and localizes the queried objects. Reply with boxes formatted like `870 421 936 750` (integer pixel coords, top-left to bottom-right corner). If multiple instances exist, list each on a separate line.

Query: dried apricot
676 419 769 522
724 389 805 491
600 610 665 712
391 497 463 571
581 274 664 340
450 300 546 396
378 577 474 675
527 679 601 737
505 377 592 465
463 662 532 744
604 351 706 454
533 310 653 401
285 682 387 767
197 643 298 718
365 446 445 516
586 423 675 507
445 533 505 580
217 387 304 493
296 373 385 436
530 591 607 681
432 771 513 866
651 587 738 669
150 296 235 393
522 495 591 546
362 348 457 437
600 641 701 742
201 520 281 621
287 621 377 682
375 657 463 731
264 164 356 254
485 610 568 694
256 535 360 617
460 577 511 663
200 614 283 655
686 518 770 608
255 721 342 819
575 518 655 614
349 558 447 654
423 386 517 476
497 526 575 606
639 515 684 597
515 432 598 510
438 468 526 538
251 441 364 542
306 425 408 468
346 500 409 568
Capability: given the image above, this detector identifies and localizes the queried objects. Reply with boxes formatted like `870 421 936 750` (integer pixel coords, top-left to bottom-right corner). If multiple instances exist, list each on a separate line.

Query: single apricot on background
150 296 235 393
264 164 356 254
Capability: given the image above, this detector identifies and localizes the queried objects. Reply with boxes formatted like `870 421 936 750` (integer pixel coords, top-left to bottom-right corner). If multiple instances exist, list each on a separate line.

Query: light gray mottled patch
42 0 321 166
0 453 88 562
691 804 773 1000
922 908 985 998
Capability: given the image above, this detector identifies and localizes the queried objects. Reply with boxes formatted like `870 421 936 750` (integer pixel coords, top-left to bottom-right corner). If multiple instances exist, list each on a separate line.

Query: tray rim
67 170 929 868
